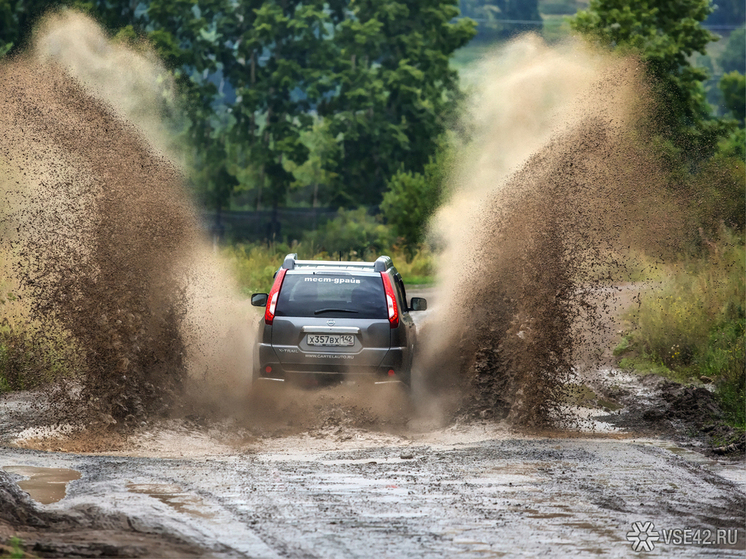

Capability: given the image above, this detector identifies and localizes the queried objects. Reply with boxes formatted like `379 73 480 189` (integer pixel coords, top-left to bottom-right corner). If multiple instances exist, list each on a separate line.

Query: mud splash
0 13 253 427
423 36 685 427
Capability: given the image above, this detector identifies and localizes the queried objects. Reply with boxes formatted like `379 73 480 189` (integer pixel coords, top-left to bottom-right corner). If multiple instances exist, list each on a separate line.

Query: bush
381 138 453 255
303 208 393 259
221 243 287 295
222 237 436 296
623 228 745 426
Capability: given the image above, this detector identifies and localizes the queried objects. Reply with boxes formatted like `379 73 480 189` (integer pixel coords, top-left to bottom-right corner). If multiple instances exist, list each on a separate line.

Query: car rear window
275 274 387 319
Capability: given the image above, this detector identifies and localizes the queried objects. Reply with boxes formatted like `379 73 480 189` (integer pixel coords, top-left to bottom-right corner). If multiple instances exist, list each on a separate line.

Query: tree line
0 0 475 240
0 0 743 249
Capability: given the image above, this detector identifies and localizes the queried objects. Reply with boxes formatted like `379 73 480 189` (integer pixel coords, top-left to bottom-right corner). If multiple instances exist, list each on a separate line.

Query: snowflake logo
626 521 660 552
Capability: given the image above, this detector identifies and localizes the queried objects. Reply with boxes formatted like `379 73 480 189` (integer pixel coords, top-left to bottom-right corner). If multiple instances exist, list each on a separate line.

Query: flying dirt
0 14 743 558
422 36 689 426
0 12 254 428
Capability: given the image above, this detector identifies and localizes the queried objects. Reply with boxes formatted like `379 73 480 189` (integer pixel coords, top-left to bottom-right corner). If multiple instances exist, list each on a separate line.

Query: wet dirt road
1 419 744 558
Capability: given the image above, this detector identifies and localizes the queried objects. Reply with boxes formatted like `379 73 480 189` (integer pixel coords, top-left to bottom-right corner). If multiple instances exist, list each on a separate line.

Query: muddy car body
250 254 427 386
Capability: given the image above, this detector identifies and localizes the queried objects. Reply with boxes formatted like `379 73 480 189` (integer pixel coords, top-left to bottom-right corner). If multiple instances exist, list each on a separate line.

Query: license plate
307 334 354 346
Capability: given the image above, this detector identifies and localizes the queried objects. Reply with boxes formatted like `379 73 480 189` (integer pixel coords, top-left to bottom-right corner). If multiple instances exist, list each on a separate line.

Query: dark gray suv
250 253 427 386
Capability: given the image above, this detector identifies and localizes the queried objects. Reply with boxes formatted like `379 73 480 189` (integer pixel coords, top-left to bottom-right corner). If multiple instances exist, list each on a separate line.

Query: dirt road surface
1 418 744 558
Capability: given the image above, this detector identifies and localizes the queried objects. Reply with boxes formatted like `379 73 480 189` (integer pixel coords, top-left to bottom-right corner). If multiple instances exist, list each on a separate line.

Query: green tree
571 0 729 160
306 207 392 258
720 71 746 124
1 0 475 235
320 0 475 207
719 28 746 74
381 141 452 252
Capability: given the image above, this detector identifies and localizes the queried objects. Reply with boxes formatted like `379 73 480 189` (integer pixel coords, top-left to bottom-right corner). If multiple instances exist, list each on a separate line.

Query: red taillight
264 268 287 325
380 272 399 328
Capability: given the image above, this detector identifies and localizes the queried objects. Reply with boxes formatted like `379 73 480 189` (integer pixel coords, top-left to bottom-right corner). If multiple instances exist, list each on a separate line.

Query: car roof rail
373 256 392 272
282 253 298 270
280 253 393 272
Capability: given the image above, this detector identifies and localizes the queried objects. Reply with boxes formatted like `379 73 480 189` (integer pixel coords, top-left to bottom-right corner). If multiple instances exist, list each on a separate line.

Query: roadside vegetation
616 231 745 429
223 239 436 296
569 0 744 434
0 536 27 559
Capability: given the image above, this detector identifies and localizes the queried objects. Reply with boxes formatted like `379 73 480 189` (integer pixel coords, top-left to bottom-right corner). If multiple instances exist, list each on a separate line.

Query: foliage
2 537 26 559
142 0 475 219
717 127 746 161
719 71 745 124
381 139 453 253
221 243 286 295
304 208 393 259
283 119 340 210
620 229 745 424
688 148 746 231
699 317 745 427
719 28 745 74
223 237 435 294
320 1 476 208
1 0 474 232
571 0 730 160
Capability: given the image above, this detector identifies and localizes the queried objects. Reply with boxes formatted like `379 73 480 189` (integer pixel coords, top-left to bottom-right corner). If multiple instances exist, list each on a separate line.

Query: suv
250 253 427 386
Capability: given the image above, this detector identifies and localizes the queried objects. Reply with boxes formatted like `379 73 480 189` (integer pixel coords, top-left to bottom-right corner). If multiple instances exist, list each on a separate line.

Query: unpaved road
1 411 745 558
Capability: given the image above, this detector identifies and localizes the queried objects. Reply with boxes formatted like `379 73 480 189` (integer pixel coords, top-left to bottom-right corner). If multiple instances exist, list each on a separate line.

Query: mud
0 13 254 429
596 374 746 456
0 21 743 558
3 465 80 504
0 421 744 558
1 56 196 424
0 469 210 557
423 37 687 427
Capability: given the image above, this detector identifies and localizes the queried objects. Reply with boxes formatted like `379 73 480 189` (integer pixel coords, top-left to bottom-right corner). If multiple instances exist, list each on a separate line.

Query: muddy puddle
126 482 216 519
3 465 81 504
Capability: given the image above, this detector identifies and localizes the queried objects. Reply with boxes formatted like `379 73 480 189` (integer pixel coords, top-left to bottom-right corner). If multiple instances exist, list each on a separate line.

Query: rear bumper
257 342 408 382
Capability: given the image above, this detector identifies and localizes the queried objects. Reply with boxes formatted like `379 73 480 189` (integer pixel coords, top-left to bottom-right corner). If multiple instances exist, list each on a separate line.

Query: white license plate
307 334 355 346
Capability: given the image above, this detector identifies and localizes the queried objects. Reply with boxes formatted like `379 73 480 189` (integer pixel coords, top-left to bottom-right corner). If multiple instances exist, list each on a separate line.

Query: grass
1 537 26 559
615 228 746 428
221 240 436 295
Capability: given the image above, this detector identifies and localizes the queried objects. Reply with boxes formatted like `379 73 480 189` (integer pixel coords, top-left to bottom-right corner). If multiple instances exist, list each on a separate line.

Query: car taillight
380 272 399 328
265 268 287 325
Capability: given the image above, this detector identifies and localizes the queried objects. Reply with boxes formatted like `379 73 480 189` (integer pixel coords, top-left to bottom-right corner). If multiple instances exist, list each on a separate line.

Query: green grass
2 536 26 559
617 228 746 428
221 241 436 295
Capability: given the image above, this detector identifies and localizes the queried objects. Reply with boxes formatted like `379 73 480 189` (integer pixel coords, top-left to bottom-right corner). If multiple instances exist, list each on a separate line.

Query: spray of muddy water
0 12 254 426
421 36 686 427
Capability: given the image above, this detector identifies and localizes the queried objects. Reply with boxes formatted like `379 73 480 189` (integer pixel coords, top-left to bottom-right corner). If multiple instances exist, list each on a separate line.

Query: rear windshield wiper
313 308 360 315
